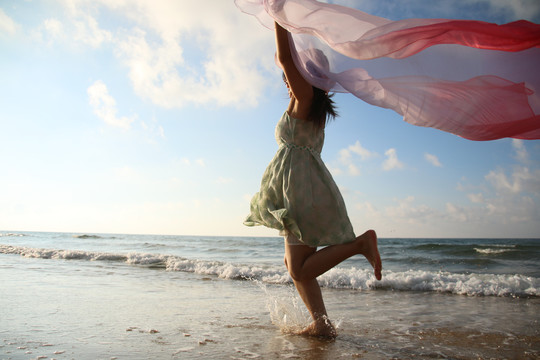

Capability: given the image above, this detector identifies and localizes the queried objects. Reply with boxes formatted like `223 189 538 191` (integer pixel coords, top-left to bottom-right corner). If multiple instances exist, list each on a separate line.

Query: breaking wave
1 244 538 298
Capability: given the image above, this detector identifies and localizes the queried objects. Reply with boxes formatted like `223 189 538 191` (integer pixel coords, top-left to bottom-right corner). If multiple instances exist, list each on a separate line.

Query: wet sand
1 254 539 359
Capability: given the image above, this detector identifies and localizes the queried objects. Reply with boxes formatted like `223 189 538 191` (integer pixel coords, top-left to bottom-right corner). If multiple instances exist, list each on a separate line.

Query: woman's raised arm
275 22 312 118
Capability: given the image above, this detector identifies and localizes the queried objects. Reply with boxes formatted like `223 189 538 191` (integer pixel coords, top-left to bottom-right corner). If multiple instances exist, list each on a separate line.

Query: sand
1 254 539 359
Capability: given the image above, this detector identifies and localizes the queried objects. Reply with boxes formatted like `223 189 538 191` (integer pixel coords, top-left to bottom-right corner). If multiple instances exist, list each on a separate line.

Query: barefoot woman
245 22 382 338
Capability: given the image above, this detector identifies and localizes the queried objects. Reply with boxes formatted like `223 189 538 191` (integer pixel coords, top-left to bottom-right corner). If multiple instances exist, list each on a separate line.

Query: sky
1 0 539 238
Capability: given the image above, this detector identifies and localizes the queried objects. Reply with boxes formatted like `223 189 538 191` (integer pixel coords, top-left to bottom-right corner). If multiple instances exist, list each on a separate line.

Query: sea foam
1 244 538 297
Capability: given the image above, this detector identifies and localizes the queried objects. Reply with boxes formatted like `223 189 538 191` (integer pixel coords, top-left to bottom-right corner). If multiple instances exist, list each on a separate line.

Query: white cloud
512 139 528 163
355 201 380 216
382 148 404 171
43 18 63 40
485 166 540 194
347 164 361 176
36 7 111 48
87 80 135 129
468 0 540 21
327 164 343 177
445 202 468 222
0 8 17 35
467 193 484 203
385 196 436 223
29 0 274 109
339 141 376 163
72 13 112 48
452 141 540 228
53 0 274 109
140 118 165 143
338 148 352 164
336 141 377 175
348 140 376 160
424 153 442 167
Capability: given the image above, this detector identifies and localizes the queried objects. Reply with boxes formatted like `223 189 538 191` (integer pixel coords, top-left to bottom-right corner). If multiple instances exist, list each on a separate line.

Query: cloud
347 164 361 176
485 166 540 195
140 117 165 143
337 141 377 175
445 202 468 222
72 13 112 48
339 141 376 163
43 18 63 40
467 193 484 203
347 140 539 237
459 141 540 225
87 80 135 129
0 8 17 35
53 0 274 109
468 0 540 22
37 9 111 48
112 0 272 108
512 139 528 163
424 153 442 167
382 148 404 171
385 196 437 223
348 141 376 161
483 138 540 195
355 201 380 216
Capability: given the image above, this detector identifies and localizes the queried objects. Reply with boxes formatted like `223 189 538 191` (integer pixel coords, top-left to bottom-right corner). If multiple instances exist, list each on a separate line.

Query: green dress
244 112 355 247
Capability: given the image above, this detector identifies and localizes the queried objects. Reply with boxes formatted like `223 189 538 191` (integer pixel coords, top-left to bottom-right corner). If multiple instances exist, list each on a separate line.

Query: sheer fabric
235 0 540 140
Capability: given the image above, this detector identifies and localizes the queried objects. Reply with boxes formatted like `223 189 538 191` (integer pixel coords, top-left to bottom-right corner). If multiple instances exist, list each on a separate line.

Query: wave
72 234 119 240
0 232 26 237
1 244 538 298
408 242 539 261
474 247 514 255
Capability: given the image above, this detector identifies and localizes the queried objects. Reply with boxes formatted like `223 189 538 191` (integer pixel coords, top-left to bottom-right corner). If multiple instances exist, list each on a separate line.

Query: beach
1 232 539 359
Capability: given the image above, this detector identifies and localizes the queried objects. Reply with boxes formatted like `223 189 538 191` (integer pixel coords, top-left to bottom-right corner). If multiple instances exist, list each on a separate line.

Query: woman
245 22 382 338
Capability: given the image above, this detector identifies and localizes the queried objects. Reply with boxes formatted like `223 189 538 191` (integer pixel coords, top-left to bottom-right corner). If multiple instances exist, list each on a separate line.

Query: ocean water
1 232 538 297
1 231 539 359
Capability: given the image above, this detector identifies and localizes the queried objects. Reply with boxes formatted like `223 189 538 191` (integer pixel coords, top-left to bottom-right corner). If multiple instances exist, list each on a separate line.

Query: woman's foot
298 318 337 339
356 230 382 280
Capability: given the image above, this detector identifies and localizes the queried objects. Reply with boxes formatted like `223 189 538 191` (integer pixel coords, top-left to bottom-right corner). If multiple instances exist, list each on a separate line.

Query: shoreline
2 254 539 359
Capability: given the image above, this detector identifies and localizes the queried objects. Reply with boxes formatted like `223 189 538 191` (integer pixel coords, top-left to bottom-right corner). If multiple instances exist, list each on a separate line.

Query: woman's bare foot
298 318 337 339
355 230 382 280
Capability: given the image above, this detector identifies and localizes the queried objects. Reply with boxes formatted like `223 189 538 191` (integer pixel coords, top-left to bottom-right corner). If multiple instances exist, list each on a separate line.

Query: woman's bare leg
292 278 336 338
283 230 382 338
287 230 382 282
284 244 336 338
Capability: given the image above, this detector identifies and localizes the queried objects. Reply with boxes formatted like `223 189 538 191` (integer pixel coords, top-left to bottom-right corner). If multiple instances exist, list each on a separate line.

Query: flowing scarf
235 0 540 140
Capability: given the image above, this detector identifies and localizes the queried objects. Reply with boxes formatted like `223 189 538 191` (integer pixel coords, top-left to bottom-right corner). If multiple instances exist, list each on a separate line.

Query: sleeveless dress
244 112 355 247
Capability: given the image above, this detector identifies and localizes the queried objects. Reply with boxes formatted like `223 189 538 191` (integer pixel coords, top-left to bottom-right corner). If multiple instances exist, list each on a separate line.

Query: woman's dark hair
282 72 337 129
309 86 337 129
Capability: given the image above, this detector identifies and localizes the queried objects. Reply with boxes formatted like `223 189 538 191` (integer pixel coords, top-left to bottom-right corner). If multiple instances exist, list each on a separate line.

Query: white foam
318 267 540 297
1 244 538 297
474 247 513 254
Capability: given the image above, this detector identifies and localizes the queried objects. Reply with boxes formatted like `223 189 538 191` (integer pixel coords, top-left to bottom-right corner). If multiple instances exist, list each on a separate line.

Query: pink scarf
236 0 540 140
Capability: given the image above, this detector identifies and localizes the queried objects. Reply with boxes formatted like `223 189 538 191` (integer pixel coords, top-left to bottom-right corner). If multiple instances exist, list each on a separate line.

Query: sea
1 231 539 359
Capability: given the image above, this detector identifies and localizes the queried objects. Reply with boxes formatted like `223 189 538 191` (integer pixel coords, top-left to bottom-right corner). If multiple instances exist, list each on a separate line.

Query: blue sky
1 0 539 238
